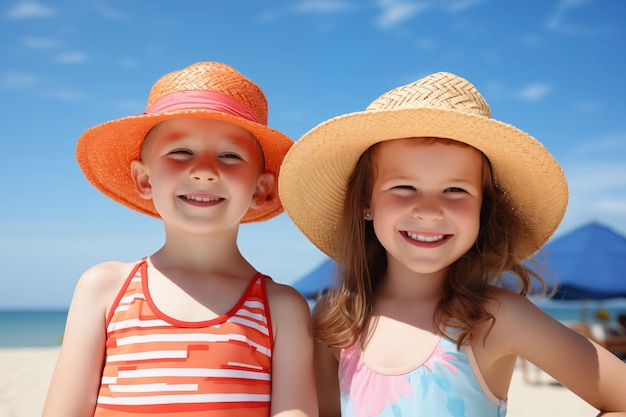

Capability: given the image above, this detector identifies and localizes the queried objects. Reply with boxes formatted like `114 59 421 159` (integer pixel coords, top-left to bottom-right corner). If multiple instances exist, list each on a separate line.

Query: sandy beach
0 347 600 417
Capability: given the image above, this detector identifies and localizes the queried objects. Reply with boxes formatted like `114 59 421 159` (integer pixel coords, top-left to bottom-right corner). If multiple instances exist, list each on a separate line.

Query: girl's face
366 138 483 276
131 118 273 234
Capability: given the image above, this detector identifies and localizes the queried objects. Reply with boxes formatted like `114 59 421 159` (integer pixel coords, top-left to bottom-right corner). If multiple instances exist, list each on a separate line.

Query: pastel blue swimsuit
339 336 507 417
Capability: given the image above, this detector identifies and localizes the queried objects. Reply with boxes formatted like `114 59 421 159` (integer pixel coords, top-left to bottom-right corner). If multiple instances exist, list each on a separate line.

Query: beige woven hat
279 72 568 260
77 61 293 222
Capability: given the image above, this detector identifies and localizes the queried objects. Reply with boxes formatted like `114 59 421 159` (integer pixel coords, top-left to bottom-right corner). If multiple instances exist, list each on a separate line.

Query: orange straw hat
279 72 568 260
76 61 293 222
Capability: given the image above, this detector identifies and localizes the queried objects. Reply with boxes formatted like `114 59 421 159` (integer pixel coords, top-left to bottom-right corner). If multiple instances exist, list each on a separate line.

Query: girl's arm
312 297 341 417
42 262 125 417
267 283 318 417
492 289 626 414
314 339 341 417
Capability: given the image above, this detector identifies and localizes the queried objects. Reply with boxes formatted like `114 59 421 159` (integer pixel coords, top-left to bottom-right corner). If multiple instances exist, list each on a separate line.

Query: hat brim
77 108 293 223
279 106 568 260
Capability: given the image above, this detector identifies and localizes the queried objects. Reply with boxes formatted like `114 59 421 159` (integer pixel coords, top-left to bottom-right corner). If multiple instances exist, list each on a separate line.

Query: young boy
43 62 317 417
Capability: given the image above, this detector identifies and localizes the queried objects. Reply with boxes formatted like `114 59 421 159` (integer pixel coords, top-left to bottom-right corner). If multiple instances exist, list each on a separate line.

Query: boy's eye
220 152 243 160
168 148 193 156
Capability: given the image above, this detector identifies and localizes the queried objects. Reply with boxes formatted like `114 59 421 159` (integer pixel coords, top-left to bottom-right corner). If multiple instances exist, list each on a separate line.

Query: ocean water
2 299 626 347
0 310 67 347
533 298 626 324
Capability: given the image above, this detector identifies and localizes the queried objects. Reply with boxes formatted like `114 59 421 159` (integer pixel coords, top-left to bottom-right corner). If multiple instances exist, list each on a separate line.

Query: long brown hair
314 137 545 349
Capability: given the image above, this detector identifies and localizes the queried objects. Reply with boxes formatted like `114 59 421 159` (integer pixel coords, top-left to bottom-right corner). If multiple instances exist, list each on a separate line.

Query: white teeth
182 195 220 202
406 232 445 242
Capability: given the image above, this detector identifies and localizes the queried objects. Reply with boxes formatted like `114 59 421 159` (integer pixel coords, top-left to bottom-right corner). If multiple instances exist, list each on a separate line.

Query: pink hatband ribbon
145 90 261 124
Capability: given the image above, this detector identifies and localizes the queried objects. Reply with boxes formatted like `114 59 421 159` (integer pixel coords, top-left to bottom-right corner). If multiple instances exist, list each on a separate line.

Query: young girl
278 72 626 416
42 62 317 416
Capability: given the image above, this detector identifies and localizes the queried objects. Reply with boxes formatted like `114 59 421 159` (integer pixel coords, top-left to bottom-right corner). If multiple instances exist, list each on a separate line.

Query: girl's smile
402 231 450 246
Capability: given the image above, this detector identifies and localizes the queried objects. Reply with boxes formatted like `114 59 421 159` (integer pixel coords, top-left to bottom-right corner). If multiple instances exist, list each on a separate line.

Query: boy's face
366 137 483 276
131 118 273 232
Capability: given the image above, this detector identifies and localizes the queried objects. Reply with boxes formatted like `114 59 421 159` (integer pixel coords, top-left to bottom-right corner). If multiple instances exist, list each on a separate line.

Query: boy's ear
130 160 152 200
250 172 275 209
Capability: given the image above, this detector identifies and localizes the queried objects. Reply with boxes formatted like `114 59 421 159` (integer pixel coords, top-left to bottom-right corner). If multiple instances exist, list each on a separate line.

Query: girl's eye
445 187 467 193
392 185 415 191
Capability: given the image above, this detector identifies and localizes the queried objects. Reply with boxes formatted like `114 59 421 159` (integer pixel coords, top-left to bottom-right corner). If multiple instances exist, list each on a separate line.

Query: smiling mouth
405 232 446 242
180 195 222 202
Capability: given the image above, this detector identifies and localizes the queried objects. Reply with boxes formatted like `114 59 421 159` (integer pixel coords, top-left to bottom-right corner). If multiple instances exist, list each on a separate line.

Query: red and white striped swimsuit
94 259 273 416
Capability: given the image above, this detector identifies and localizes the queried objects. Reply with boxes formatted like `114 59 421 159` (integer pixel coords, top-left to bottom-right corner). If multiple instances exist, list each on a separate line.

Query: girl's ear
364 206 373 221
250 172 275 209
130 160 152 200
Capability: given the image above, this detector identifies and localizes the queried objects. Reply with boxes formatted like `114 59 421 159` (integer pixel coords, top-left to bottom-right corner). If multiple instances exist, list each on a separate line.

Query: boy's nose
190 158 218 182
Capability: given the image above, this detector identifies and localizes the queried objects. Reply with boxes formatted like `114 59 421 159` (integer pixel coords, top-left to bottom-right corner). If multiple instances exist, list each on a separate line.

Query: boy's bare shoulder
78 260 139 287
73 260 142 310
264 278 308 304
264 279 311 321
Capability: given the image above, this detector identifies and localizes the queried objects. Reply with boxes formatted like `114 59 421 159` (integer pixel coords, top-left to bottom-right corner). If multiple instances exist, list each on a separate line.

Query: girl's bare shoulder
483 285 539 317
481 286 565 352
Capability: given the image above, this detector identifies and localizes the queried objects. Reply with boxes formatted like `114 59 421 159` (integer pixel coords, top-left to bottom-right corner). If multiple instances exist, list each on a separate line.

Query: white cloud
593 199 626 214
566 132 626 156
572 100 601 114
0 72 39 89
257 11 279 23
560 157 626 238
118 58 139 68
22 36 60 49
563 161 626 191
416 38 435 49
43 88 89 101
557 138 626 237
115 99 145 113
55 52 88 64
95 3 130 21
295 0 352 13
376 0 428 29
1 72 89 100
518 34 544 46
514 83 553 101
446 0 485 13
6 0 55 19
545 0 609 36
547 0 590 30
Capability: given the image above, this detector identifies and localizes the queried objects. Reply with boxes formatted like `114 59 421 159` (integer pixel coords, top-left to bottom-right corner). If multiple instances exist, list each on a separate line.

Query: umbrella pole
581 299 588 322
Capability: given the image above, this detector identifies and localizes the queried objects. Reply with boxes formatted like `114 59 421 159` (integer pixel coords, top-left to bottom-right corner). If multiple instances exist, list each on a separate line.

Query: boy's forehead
142 118 256 149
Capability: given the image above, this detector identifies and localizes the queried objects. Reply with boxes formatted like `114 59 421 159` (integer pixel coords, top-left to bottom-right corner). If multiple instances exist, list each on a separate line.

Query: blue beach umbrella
292 258 338 300
537 222 626 300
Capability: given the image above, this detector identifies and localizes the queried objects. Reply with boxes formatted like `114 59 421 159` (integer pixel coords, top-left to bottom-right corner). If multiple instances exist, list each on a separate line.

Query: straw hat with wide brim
76 61 293 223
279 72 568 260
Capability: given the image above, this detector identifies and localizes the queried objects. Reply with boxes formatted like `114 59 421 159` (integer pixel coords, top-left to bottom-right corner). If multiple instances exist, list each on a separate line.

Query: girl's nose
412 195 443 221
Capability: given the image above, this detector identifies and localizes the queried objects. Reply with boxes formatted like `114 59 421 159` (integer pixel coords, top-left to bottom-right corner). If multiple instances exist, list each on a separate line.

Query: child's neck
151 230 256 279
378 262 446 302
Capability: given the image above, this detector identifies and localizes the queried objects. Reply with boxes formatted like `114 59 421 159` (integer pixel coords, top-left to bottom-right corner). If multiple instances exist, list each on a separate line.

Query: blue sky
1 0 625 309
